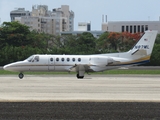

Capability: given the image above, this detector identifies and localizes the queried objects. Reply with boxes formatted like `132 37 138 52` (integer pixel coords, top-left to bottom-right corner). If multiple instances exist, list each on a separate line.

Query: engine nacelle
90 56 113 66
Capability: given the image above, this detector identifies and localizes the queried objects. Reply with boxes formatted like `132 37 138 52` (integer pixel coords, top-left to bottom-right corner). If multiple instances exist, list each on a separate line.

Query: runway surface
0 75 160 119
0 74 160 102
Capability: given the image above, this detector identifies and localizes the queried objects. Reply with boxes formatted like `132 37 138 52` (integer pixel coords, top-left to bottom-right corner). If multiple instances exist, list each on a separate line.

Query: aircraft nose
3 62 24 72
3 65 9 71
3 64 14 71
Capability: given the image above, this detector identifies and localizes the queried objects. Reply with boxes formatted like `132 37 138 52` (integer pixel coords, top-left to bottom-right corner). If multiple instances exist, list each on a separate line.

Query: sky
0 0 160 30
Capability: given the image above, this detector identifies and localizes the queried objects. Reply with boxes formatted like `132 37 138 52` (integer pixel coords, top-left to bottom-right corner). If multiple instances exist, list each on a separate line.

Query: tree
0 21 30 47
0 21 48 65
96 32 112 53
107 32 141 52
149 44 160 66
155 34 160 44
75 32 96 54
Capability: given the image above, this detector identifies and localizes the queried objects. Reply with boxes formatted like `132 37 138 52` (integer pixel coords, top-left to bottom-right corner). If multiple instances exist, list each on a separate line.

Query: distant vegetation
0 21 160 66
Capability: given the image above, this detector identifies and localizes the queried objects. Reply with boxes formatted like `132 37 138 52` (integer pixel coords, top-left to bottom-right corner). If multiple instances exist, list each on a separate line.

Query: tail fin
131 30 157 56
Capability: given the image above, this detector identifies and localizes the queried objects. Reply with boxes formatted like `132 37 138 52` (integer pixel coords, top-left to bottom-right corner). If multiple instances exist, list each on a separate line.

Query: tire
76 74 84 79
19 73 24 79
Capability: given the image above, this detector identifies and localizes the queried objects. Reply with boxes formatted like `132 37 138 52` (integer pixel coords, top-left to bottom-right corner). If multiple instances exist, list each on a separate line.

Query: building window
122 26 125 32
141 25 144 32
126 26 129 32
130 26 132 33
134 25 136 33
145 25 148 31
87 24 91 31
138 25 140 32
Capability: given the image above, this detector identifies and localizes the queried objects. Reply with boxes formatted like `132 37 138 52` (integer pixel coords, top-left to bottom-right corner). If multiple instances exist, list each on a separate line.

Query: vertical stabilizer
131 30 157 56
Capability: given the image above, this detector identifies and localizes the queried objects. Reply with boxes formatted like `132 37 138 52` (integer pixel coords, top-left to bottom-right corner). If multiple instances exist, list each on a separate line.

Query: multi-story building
10 5 74 35
102 21 160 33
10 8 30 22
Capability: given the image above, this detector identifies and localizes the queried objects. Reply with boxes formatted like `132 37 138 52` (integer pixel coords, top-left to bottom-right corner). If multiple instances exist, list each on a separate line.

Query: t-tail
131 30 157 56
103 30 158 66
129 30 157 61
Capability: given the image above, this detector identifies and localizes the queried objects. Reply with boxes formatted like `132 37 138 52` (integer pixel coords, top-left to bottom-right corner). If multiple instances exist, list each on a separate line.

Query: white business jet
3 30 158 79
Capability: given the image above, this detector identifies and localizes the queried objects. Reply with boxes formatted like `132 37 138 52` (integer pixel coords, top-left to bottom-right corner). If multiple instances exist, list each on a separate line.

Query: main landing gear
76 74 84 79
18 73 24 79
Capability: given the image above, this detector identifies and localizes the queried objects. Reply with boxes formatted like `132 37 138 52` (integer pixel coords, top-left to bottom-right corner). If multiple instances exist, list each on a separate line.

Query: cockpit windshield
25 55 39 62
26 55 34 62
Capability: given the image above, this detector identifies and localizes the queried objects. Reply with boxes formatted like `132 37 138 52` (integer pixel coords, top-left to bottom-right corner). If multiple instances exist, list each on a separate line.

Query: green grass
0 69 160 75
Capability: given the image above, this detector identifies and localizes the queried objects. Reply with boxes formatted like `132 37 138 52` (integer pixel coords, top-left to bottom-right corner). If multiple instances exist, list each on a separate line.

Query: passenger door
48 56 55 71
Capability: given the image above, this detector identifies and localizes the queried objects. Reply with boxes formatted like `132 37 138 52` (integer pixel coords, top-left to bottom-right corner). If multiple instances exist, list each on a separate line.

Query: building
11 5 74 35
78 22 91 31
61 21 104 38
102 21 160 33
61 31 105 38
10 8 30 22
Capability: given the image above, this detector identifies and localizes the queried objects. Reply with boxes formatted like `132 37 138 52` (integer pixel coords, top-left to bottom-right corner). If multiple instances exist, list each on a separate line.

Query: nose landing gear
19 73 24 79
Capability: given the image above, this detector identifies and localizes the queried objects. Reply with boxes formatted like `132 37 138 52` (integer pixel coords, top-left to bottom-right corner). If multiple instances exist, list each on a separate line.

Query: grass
0 69 160 75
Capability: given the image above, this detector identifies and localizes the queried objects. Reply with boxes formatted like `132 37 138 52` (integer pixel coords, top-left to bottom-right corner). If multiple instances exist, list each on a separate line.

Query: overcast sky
0 0 160 30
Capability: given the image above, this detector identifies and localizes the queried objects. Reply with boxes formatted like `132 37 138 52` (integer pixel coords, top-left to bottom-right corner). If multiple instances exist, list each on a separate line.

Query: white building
102 21 160 33
78 22 91 31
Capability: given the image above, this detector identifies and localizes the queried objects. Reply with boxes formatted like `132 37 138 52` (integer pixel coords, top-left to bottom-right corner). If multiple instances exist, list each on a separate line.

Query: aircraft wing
69 64 93 72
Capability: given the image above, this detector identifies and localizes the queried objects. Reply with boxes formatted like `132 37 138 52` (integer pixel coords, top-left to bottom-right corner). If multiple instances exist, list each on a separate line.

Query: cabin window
50 58 53 62
67 58 70 62
56 58 59 61
78 58 81 62
61 58 64 62
72 58 75 62
34 56 39 62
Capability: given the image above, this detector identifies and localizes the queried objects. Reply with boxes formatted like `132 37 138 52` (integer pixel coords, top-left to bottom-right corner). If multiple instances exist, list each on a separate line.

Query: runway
0 75 160 119
0 74 160 102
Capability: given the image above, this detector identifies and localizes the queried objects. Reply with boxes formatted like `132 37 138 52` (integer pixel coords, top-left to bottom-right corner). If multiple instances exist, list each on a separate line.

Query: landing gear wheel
76 74 84 79
19 73 24 79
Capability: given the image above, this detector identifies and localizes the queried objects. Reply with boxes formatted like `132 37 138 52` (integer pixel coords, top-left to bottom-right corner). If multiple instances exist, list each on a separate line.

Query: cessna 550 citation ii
3 30 158 79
